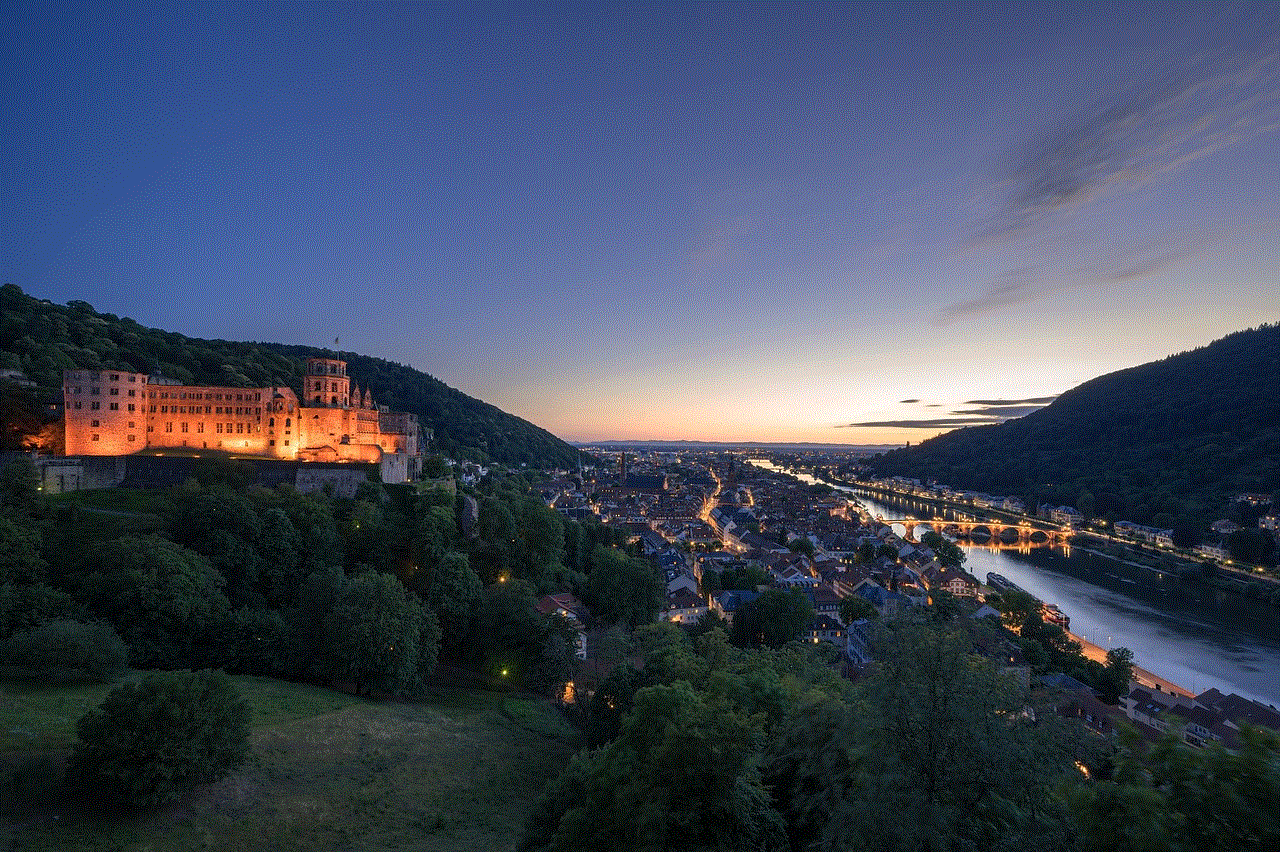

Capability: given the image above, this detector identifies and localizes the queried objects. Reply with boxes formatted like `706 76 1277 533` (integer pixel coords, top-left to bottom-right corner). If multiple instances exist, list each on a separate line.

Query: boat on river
987 572 1070 628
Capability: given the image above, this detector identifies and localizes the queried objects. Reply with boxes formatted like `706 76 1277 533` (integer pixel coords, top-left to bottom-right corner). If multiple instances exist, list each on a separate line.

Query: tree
990 588 1042 634
1064 724 1280 852
417 550 481 652
81 536 230 668
766 623 1080 852
731 588 814 648
1098 646 1135 704
838 595 878 624
585 546 663 628
855 540 876 565
322 571 437 696
522 681 789 852
2 619 127 683
256 507 301 606
920 530 965 569
477 578 545 686
0 516 46 584
788 537 816 557
68 670 250 807
0 456 39 517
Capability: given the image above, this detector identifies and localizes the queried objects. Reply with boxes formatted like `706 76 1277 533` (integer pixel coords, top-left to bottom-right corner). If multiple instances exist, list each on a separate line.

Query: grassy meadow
1 674 582 852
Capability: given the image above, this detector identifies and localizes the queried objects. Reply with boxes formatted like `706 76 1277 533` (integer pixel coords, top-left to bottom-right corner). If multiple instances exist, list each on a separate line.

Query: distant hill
0 284 579 468
867 325 1280 526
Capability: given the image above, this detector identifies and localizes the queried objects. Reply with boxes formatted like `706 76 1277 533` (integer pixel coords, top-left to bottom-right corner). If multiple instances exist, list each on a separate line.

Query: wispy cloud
838 417 1002 429
899 398 920 403
984 40 1280 239
951 404 1048 418
963 396 1057 406
933 269 1040 324
688 214 756 271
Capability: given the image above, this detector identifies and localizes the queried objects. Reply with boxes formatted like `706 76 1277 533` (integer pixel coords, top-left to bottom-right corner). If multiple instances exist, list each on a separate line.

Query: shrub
67 670 250 807
1 619 128 682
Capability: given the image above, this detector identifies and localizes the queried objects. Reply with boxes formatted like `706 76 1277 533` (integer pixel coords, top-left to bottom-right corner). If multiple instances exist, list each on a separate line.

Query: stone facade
62 357 423 481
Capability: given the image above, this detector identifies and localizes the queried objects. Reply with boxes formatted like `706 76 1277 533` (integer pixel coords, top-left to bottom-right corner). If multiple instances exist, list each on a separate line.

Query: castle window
284 440 289 446
269 439 275 446
127 435 135 442
165 423 173 433
216 424 223 433
128 375 136 382
150 405 156 413
147 425 153 432
181 423 188 433
236 423 244 434
215 407 222 414
91 419 100 427
205 406 211 413
90 386 99 394
128 421 135 428
314 396 321 403
269 418 275 427
90 401 100 410
331 396 338 405
285 418 290 427
110 387 118 395
196 423 204 433
226 422 232 433
160 406 168 413
74 401 81 409
127 403 134 412
127 389 135 396
91 434 99 441
110 374 119 381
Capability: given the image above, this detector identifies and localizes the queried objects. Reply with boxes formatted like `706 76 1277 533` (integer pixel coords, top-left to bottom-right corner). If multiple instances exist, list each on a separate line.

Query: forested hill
868 325 1280 526
0 284 578 467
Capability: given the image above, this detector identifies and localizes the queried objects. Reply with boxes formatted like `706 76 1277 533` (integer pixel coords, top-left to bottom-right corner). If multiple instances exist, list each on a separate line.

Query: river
747 460 1280 707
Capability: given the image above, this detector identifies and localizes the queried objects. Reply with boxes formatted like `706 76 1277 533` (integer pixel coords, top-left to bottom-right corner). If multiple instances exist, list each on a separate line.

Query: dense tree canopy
868 325 1280 528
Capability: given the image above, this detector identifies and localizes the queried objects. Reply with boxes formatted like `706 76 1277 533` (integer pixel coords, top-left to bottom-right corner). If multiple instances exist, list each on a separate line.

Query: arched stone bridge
873 516 1071 545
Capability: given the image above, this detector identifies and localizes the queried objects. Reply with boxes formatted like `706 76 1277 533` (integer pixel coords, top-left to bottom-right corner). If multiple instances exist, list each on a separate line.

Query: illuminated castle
62 357 424 480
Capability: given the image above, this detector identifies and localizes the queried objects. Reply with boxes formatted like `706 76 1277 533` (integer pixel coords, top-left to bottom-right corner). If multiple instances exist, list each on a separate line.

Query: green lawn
1 675 582 852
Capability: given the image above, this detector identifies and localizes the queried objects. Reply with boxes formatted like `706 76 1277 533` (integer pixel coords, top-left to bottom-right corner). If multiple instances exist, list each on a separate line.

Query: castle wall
144 383 270 454
61 358 421 482
63 369 149 455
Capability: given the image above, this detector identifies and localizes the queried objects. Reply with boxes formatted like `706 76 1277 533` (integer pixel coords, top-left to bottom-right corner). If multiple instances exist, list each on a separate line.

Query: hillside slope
0 284 578 467
868 325 1280 525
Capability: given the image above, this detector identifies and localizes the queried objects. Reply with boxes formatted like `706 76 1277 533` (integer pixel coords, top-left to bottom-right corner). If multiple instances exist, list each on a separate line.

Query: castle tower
305 357 350 408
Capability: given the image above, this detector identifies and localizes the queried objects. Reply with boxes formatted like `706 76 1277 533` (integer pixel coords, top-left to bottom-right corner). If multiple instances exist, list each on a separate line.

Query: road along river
749 460 1280 706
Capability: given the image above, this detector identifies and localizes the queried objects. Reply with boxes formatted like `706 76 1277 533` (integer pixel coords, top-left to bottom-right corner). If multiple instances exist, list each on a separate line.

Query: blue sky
3 2 1277 443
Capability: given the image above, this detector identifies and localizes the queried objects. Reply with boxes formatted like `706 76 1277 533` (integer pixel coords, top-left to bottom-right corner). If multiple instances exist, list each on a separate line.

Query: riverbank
1068 630 1195 699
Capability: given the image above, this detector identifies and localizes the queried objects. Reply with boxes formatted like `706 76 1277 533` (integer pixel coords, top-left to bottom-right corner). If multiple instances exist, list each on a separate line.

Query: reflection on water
749 460 1280 706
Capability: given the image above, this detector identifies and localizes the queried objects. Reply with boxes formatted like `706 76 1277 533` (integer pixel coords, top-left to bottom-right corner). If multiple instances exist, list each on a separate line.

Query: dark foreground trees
67 670 250 807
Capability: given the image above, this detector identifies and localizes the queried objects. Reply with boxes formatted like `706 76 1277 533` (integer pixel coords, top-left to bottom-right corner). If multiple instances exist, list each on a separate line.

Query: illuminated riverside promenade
751 459 1280 706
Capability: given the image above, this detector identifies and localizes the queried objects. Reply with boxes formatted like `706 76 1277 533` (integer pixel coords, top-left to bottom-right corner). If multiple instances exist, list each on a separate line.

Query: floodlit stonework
63 357 423 479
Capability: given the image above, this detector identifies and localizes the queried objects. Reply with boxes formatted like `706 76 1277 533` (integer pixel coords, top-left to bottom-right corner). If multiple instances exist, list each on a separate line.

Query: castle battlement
62 357 424 481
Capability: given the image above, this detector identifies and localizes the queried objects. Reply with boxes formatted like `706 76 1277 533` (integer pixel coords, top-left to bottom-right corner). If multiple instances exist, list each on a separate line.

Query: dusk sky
3 2 1277 445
